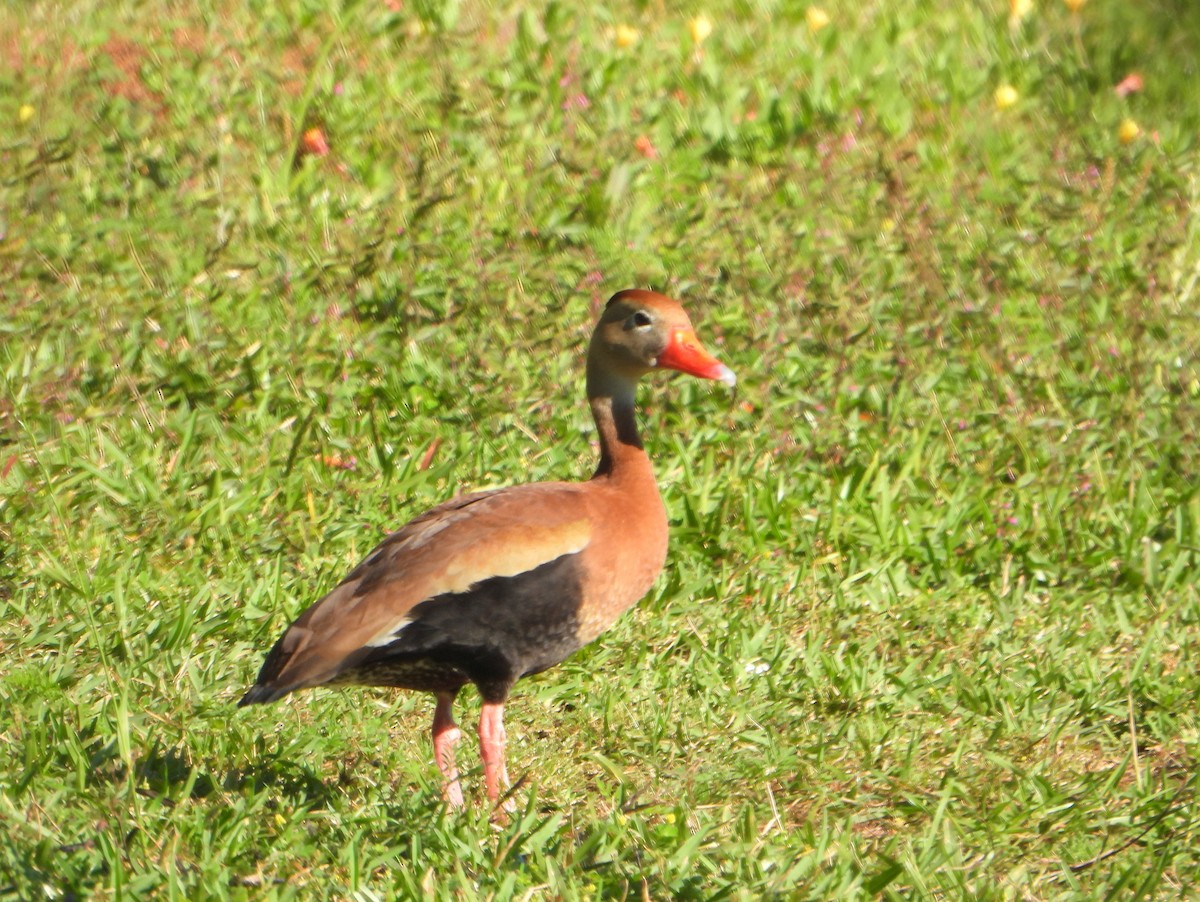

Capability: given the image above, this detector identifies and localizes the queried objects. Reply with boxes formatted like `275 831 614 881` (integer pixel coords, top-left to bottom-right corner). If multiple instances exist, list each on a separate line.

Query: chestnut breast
573 472 668 645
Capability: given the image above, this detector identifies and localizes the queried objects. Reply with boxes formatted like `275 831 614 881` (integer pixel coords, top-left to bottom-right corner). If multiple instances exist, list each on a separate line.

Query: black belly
342 553 586 702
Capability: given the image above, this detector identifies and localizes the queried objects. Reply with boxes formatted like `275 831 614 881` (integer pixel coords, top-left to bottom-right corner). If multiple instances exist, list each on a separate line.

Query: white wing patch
363 617 413 648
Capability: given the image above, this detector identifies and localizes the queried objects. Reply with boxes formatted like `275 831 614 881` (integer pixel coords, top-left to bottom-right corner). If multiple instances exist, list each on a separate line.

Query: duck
239 289 735 808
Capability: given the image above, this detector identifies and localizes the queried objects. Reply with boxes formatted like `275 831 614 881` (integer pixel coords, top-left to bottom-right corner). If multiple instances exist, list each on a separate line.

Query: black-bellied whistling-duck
239 289 735 808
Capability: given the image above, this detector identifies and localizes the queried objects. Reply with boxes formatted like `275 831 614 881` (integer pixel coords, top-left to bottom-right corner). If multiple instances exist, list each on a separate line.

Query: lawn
2 0 1200 897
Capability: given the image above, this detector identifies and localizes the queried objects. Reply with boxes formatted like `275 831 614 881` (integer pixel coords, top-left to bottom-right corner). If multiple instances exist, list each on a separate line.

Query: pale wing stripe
363 617 413 647
437 521 589 596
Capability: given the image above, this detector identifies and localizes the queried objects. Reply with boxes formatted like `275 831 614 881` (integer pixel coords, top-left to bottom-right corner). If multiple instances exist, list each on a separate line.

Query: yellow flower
614 24 639 48
1009 0 1034 22
806 7 830 33
994 84 1019 109
1118 118 1140 144
1064 0 1086 10
18 104 34 123
690 14 713 46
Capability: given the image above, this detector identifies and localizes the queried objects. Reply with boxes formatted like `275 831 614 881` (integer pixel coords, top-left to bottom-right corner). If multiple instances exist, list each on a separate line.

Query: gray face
592 300 678 374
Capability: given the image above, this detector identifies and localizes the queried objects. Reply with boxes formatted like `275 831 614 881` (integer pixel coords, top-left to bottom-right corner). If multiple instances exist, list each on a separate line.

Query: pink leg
478 700 512 809
432 692 464 809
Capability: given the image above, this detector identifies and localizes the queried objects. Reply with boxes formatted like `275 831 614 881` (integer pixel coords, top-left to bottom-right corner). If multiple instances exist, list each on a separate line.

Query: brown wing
240 484 592 703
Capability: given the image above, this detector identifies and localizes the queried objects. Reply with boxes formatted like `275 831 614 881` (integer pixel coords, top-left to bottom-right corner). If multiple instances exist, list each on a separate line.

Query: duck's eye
627 310 653 329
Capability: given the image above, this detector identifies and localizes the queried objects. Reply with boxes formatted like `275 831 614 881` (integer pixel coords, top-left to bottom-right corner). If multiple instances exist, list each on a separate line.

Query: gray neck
586 358 643 477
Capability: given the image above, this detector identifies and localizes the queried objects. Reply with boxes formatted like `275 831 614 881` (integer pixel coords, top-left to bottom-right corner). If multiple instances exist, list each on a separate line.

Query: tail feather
239 626 304 707
238 684 291 707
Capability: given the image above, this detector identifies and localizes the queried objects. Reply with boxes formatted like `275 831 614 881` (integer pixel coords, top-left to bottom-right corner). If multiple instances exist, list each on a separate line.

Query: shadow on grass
133 742 337 809
0 834 102 902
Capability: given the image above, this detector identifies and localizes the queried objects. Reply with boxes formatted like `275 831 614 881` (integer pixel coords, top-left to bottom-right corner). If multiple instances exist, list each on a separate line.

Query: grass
2 0 1199 896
